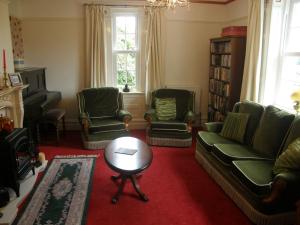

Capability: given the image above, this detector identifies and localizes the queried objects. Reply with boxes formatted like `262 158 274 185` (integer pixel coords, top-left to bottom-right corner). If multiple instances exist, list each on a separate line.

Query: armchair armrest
274 171 300 188
144 109 157 124
184 110 195 133
204 122 223 133
117 110 132 129
78 112 90 133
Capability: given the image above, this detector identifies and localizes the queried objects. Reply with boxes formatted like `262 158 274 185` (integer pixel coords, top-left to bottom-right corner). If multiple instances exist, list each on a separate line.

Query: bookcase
208 37 246 122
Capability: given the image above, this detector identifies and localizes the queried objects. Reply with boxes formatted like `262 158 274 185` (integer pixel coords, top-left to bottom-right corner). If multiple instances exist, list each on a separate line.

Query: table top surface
104 137 153 174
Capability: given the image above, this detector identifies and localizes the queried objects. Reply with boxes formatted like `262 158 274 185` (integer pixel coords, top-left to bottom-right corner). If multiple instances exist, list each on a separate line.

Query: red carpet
39 130 251 225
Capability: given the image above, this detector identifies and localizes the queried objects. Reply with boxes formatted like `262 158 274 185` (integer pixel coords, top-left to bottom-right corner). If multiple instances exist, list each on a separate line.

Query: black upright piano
16 67 62 142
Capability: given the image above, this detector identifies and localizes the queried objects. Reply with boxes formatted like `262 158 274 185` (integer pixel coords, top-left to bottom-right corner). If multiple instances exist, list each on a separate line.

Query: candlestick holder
3 72 10 88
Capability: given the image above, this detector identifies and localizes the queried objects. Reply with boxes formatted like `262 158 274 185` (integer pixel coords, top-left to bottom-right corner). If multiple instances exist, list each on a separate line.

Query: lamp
291 89 300 114
146 0 189 9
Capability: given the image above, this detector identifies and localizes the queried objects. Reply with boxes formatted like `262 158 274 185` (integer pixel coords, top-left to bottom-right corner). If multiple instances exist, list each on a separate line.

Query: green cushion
150 121 187 132
282 116 300 150
273 138 300 175
220 112 249 143
148 129 192 140
83 129 129 142
155 98 176 121
81 87 119 118
232 160 274 195
238 101 264 145
253 105 295 158
151 89 194 120
197 131 236 150
89 119 126 134
212 144 273 165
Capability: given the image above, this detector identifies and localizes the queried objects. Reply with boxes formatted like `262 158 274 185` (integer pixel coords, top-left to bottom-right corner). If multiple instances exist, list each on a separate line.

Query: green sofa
196 101 300 225
77 87 132 149
144 88 195 147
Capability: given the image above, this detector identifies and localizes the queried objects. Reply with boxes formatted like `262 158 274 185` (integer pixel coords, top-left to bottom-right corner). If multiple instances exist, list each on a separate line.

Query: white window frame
110 10 143 91
274 0 300 110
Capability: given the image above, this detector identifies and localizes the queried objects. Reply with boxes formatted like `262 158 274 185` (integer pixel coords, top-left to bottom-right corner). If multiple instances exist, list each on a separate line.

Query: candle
2 49 6 72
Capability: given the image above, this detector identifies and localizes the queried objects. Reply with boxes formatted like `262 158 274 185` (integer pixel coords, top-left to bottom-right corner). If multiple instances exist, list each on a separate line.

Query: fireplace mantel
0 85 28 128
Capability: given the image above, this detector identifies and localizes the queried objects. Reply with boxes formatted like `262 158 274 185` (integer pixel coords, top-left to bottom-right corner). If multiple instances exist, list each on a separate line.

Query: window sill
121 91 145 95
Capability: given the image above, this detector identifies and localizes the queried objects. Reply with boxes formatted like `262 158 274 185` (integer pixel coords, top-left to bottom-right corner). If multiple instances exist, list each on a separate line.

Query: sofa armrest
117 110 132 129
144 109 157 125
262 171 300 204
204 122 223 133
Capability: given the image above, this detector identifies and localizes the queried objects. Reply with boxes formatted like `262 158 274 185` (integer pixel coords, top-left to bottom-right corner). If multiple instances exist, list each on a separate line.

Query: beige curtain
240 0 264 102
145 8 164 104
85 5 106 88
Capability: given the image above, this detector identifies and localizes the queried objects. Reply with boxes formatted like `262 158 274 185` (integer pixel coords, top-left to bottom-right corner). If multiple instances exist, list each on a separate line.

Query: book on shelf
210 42 231 53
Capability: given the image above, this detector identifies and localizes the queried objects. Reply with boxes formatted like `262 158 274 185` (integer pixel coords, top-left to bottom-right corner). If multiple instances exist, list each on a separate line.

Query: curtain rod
83 3 148 8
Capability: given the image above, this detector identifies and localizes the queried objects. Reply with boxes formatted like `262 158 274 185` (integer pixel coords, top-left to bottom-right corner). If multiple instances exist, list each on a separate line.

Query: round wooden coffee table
104 137 153 203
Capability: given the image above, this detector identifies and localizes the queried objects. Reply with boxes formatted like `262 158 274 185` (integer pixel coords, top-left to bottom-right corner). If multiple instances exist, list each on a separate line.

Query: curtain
85 5 106 88
145 8 164 104
240 0 265 102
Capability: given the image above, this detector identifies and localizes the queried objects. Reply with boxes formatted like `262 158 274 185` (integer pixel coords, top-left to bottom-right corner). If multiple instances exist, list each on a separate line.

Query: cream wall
0 0 14 74
8 0 248 129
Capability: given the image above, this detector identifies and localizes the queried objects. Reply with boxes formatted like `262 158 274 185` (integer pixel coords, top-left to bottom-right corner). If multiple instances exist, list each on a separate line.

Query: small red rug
39 130 251 225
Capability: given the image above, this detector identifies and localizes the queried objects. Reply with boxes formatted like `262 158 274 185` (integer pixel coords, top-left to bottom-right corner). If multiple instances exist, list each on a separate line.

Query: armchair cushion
88 119 126 134
155 98 176 121
81 87 119 118
150 121 188 132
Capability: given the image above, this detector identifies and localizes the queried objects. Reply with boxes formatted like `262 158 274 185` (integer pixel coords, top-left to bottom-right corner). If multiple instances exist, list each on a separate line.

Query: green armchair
144 88 195 147
77 87 132 149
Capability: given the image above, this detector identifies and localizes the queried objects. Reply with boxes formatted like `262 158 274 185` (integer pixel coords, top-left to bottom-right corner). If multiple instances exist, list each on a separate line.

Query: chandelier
146 0 189 9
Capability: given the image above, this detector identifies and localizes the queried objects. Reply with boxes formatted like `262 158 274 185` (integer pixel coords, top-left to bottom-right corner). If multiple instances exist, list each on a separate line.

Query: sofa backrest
236 101 265 145
78 87 121 118
252 105 295 159
281 116 300 153
150 88 195 120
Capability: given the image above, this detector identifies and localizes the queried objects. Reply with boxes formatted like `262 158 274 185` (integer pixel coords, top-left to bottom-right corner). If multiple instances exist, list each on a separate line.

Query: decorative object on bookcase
221 26 247 37
291 89 300 114
208 37 246 122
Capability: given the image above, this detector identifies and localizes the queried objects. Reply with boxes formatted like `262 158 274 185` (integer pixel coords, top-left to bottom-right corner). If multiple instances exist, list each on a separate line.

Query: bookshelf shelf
208 37 246 122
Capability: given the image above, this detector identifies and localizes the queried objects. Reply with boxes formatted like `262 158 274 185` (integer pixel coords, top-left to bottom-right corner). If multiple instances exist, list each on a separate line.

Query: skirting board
63 119 147 131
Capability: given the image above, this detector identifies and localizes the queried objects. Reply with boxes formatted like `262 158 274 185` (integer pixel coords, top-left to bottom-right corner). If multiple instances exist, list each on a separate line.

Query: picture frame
8 73 23 87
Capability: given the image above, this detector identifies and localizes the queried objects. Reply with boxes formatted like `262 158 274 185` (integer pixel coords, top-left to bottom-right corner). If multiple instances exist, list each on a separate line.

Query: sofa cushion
253 105 295 158
89 119 126 134
150 121 187 132
155 98 176 121
220 112 249 143
273 137 300 175
81 87 119 118
282 116 300 151
238 101 264 145
197 131 236 150
212 144 273 165
232 160 274 195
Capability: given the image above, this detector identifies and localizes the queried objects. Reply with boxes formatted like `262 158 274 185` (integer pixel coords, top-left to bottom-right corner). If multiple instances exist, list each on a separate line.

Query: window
263 0 300 110
111 12 140 90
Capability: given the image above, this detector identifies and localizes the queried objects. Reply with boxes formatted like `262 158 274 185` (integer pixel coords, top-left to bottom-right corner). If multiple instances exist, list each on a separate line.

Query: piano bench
38 108 66 145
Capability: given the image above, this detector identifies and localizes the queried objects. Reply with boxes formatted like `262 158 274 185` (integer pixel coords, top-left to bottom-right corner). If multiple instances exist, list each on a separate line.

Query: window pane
126 34 136 50
116 54 126 70
127 71 136 86
127 53 136 71
126 16 136 33
116 34 126 50
117 70 127 85
116 17 126 34
276 56 300 109
290 2 300 27
287 28 300 52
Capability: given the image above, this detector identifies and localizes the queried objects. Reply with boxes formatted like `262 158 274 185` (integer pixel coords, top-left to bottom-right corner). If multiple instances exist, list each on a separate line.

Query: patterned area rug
13 155 97 225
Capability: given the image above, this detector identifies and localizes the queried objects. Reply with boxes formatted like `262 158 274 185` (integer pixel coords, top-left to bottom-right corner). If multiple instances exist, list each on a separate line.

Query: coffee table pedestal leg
130 175 148 202
111 174 148 203
112 175 126 204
